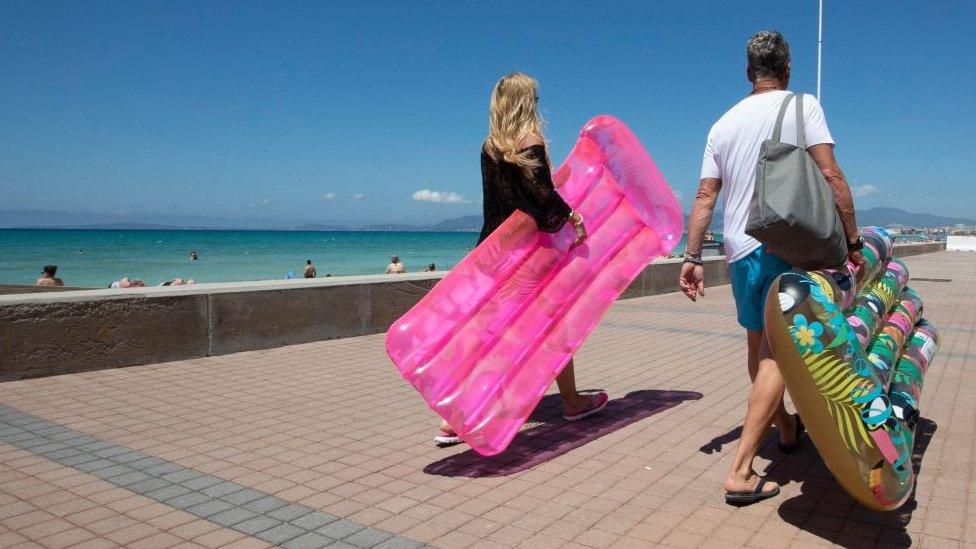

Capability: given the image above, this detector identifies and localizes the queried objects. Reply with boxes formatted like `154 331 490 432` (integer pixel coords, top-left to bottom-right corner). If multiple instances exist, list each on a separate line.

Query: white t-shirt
700 90 834 263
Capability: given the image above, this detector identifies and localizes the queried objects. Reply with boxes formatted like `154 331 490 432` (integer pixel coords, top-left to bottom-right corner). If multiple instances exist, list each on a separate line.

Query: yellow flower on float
796 325 817 347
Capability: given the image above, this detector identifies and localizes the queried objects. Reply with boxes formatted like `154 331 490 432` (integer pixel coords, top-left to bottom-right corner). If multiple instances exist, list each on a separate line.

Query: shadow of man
773 418 938 548
698 421 814 487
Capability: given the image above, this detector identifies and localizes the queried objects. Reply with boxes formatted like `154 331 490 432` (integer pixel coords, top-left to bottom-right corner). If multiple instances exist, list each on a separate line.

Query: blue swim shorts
729 246 792 331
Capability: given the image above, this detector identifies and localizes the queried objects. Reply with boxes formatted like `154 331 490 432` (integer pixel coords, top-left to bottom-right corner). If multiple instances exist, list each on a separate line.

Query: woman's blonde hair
484 72 546 168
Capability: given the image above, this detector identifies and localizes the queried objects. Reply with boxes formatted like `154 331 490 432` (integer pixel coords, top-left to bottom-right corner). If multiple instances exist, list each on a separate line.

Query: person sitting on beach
679 30 863 505
109 277 146 288
36 265 64 286
427 263 436 272
304 259 317 278
385 255 405 274
435 72 607 447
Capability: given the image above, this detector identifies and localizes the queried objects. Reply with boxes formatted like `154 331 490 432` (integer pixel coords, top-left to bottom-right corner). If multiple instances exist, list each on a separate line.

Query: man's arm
679 178 722 301
807 144 857 243
686 178 722 255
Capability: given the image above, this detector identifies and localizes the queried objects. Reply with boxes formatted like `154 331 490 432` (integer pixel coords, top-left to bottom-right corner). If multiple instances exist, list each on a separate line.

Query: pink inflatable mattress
386 116 683 456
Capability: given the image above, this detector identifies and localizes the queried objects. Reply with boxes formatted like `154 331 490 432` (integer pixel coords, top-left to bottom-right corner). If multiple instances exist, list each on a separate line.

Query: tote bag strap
771 93 795 143
794 93 806 150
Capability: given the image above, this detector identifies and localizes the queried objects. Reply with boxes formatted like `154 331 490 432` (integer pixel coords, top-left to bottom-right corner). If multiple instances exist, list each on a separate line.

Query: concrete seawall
0 242 946 380
0 284 93 295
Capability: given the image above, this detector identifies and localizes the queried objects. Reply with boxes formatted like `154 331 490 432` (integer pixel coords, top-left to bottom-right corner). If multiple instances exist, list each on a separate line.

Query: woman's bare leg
555 359 592 414
439 357 598 435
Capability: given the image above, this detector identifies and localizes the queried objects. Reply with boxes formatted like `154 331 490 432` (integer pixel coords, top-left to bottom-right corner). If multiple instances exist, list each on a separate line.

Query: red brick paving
1 250 974 547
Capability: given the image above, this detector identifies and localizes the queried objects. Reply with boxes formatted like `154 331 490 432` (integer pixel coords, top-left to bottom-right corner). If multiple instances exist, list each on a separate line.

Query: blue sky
2 1 974 226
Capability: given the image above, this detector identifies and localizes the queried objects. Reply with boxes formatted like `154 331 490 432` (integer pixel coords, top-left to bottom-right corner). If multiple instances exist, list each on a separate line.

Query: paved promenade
1 251 973 548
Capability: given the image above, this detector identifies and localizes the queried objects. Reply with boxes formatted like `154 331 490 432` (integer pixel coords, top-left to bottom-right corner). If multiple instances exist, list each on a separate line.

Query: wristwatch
848 236 865 251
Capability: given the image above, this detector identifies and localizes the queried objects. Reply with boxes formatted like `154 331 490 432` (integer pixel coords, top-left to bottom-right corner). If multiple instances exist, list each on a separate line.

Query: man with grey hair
679 30 862 505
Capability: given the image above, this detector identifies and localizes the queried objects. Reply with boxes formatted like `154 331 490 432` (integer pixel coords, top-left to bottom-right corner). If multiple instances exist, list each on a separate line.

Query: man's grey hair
746 30 791 81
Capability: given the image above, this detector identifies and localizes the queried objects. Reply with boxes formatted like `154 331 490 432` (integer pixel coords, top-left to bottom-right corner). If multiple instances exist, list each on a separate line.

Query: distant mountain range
295 215 482 232
292 223 353 231
854 207 976 228
431 215 483 231
707 207 974 232
1 208 972 233
58 222 215 231
0 209 485 232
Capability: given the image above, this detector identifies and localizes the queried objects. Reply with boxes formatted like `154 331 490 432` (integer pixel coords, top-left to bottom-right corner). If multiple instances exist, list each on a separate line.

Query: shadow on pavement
699 425 743 455
424 389 703 478
698 419 815 487
775 417 938 548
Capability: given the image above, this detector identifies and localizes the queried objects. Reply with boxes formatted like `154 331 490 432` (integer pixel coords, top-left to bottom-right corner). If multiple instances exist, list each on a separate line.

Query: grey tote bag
745 93 848 269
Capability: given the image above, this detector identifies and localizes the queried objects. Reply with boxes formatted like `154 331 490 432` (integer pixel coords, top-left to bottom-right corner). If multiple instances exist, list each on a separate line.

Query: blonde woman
436 72 608 446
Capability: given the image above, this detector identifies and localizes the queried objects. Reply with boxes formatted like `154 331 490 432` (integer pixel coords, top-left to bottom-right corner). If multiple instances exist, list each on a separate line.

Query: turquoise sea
0 229 477 288
0 229 691 288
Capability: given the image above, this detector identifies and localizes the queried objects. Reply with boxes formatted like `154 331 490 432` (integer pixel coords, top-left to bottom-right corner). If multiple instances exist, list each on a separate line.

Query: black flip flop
725 477 780 506
778 414 805 453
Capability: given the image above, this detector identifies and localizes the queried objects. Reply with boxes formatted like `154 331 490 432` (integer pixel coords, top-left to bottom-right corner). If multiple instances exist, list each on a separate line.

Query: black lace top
478 144 572 244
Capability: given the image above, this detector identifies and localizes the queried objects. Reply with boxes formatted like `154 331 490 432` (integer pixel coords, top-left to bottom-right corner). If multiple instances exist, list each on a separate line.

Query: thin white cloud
261 198 270 205
412 189 471 204
323 192 338 202
852 184 879 198
351 193 364 200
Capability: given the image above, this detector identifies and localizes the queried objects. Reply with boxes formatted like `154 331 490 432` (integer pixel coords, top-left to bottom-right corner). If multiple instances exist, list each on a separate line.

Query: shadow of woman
424 389 703 478
774 418 938 548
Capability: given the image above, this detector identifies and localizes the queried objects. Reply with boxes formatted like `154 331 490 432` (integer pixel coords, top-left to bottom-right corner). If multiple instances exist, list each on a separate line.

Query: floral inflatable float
765 227 939 510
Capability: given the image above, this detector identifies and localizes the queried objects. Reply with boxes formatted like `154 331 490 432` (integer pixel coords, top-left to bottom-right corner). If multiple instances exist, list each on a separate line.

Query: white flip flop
563 392 610 422
434 434 462 447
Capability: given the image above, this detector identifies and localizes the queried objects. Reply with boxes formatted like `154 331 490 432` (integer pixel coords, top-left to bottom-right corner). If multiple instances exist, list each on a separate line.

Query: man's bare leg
747 330 796 446
726 334 786 494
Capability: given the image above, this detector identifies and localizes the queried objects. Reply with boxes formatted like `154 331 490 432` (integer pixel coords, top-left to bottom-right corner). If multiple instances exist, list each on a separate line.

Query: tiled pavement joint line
936 324 976 333
940 351 976 361
0 404 425 549
207 293 215 357
600 321 742 341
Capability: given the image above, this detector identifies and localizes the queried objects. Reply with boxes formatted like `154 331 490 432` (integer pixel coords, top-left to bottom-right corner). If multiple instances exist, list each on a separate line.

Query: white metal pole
817 0 823 101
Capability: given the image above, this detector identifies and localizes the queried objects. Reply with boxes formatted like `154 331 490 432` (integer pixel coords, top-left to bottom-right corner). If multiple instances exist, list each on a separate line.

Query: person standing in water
304 259 317 278
385 255 405 274
36 265 64 286
436 72 608 447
